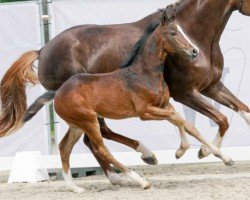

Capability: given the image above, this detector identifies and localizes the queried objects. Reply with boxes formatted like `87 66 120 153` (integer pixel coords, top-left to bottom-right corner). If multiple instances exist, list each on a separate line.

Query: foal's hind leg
59 126 84 193
83 135 129 185
98 118 157 165
77 119 151 189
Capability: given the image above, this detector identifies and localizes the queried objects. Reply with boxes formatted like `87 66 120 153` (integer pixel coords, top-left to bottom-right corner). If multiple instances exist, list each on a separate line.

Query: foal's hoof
66 185 85 194
142 181 151 190
198 147 210 159
225 159 235 167
107 171 130 185
198 149 205 159
175 148 186 159
142 155 158 165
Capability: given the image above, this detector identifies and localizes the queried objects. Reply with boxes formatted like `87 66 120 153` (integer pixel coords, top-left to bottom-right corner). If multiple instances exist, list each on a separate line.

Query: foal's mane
120 3 179 69
120 20 160 68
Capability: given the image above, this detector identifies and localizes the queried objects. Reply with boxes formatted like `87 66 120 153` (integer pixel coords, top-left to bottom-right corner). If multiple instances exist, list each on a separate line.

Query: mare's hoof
142 155 158 165
225 159 235 167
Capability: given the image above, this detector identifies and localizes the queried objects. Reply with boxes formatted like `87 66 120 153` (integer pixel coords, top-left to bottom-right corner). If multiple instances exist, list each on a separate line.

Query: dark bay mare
54 11 232 192
0 0 250 181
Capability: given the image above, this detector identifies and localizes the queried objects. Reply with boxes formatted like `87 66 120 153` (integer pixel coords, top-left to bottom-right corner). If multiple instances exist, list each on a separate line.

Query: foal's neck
132 27 165 76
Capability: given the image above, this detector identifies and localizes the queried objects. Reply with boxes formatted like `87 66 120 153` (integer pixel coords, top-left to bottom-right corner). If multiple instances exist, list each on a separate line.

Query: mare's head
160 7 199 60
236 0 250 15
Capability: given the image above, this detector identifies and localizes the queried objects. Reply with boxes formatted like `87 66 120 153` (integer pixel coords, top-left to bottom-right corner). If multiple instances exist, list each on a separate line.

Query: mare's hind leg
83 135 129 185
140 104 234 165
98 118 158 165
77 118 151 189
59 126 84 193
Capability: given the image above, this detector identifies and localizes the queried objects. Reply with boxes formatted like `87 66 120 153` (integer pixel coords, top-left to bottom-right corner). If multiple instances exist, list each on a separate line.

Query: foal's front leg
139 104 234 165
139 105 190 158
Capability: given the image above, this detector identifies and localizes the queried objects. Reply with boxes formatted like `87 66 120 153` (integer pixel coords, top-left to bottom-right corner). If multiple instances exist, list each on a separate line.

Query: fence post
37 0 55 155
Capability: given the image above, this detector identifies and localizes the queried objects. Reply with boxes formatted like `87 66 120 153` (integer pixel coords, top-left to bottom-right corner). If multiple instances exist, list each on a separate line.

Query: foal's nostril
193 48 198 54
191 48 198 59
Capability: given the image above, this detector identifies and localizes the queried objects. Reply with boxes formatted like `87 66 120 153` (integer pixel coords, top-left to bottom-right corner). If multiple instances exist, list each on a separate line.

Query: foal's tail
0 50 39 137
24 91 56 123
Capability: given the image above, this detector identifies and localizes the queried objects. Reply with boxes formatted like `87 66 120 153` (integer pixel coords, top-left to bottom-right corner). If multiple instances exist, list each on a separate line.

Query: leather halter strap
239 0 244 13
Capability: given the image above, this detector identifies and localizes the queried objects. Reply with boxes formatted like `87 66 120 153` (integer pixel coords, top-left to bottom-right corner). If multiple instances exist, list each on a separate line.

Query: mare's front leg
174 89 231 160
139 104 233 165
202 81 250 126
98 118 158 165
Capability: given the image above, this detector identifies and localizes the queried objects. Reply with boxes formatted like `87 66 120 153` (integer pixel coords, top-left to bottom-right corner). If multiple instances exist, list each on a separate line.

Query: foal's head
160 8 199 60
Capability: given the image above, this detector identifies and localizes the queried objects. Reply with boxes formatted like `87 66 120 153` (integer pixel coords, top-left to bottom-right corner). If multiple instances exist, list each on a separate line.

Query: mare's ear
163 5 176 24
161 9 168 25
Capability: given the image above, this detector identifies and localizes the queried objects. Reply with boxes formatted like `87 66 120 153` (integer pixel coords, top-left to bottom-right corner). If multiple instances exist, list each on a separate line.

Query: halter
239 0 244 13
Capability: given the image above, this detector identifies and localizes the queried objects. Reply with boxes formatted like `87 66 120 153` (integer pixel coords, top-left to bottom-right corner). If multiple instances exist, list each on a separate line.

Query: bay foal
54 10 233 193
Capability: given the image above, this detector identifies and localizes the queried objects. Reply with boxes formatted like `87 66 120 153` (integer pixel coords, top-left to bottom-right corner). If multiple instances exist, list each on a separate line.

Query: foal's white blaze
238 111 250 126
126 171 151 189
136 142 154 158
177 25 199 53
63 170 85 193
107 171 129 185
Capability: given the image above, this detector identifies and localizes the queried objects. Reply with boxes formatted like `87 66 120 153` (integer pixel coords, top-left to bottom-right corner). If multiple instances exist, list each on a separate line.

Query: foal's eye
170 31 176 36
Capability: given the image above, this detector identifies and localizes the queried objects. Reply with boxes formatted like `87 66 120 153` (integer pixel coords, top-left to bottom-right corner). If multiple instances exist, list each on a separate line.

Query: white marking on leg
126 171 151 189
107 171 129 185
200 132 222 158
63 170 85 193
176 124 190 158
213 132 223 148
177 25 199 53
238 111 250 126
136 142 154 159
207 142 233 165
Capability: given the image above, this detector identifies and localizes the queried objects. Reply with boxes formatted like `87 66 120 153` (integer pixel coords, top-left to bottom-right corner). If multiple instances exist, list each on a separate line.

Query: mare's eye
170 31 176 36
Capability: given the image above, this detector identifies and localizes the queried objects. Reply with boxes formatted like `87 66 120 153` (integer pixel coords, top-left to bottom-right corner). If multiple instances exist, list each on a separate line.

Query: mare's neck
176 0 234 44
135 9 163 26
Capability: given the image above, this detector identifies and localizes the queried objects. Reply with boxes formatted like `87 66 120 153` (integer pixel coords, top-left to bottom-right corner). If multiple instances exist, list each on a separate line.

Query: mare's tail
0 51 39 137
